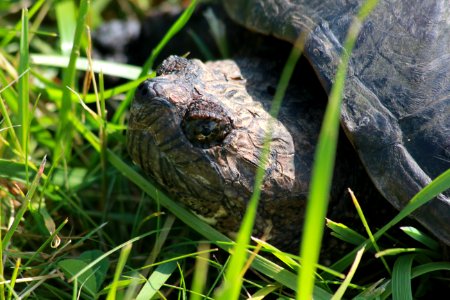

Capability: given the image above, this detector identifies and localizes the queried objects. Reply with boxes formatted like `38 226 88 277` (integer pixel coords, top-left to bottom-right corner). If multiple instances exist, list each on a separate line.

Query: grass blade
30 54 142 80
135 261 177 300
21 218 68 268
330 167 450 274
297 1 380 299
400 226 440 250
0 182 3 300
215 33 304 300
59 259 97 297
367 168 450 256
18 8 29 180
7 258 21 300
55 0 77 55
0 95 23 156
392 255 414 300
190 243 211 300
203 8 229 58
111 0 199 123
326 219 366 245
53 0 89 164
0 0 46 47
379 168 450 238
411 262 450 278
106 243 132 300
349 189 391 274
331 246 365 300
2 156 46 251
68 229 160 283
380 261 450 299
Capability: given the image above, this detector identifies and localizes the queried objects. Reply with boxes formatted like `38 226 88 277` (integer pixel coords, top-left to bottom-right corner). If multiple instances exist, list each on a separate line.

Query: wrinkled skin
128 56 354 249
224 0 450 245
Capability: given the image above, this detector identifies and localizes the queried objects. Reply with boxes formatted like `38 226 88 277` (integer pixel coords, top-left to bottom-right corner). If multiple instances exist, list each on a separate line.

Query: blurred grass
111 0 199 124
52 0 89 168
0 0 449 299
297 1 380 298
215 26 306 300
17 8 29 181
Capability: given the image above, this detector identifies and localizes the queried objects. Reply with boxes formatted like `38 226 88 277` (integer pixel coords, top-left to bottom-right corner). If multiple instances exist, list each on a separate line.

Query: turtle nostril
138 83 149 96
136 80 159 102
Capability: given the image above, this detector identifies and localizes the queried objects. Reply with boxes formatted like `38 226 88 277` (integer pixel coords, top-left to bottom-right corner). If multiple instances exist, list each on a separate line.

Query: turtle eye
181 100 233 148
182 119 221 143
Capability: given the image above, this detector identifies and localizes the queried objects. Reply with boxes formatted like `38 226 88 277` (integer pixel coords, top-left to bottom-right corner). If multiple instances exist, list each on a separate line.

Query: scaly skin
128 55 358 249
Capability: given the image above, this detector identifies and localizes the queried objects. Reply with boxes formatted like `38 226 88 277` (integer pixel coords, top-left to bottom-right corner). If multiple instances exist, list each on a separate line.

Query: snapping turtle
127 0 450 248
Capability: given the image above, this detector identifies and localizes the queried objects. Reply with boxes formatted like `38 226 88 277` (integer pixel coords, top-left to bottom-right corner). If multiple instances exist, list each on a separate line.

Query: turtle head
127 56 297 236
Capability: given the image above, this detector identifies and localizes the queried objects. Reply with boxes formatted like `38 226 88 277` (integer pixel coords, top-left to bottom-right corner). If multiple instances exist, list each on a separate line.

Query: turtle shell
224 0 450 244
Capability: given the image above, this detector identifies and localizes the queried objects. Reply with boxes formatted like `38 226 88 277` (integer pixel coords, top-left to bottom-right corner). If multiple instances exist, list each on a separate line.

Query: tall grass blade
215 33 304 300
30 54 142 80
297 1 379 299
380 172 448 258
55 0 76 55
0 0 46 47
203 8 229 58
378 167 450 238
7 258 21 300
135 261 177 300
112 0 198 123
0 69 19 113
53 0 89 165
330 168 450 274
326 219 366 245
400 226 440 250
331 246 365 300
1 156 46 251
411 262 450 278
380 261 450 299
0 184 3 300
18 8 29 180
349 189 390 274
190 243 211 300
0 95 23 155
392 254 414 300
106 243 132 300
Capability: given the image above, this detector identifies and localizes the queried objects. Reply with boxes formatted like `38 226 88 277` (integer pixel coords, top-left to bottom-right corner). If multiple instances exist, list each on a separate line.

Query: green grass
0 0 449 299
297 1 380 298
